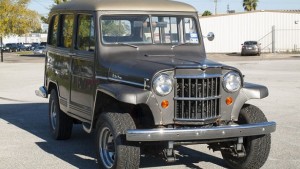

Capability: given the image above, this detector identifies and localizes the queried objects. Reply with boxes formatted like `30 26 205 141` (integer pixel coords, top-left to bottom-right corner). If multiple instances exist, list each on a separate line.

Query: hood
105 46 224 86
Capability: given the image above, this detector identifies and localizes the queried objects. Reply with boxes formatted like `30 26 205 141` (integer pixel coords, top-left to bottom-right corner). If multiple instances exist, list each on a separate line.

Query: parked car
31 42 39 50
241 41 261 56
40 42 47 47
17 43 26 51
2 43 18 52
23 43 32 51
33 46 46 55
35 1 276 169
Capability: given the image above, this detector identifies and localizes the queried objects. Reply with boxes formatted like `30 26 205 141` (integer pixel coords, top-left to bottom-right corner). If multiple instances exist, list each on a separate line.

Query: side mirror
206 32 215 41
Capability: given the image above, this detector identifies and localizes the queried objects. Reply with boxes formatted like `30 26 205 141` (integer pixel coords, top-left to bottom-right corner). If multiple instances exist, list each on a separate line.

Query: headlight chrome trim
222 71 242 93
152 73 173 96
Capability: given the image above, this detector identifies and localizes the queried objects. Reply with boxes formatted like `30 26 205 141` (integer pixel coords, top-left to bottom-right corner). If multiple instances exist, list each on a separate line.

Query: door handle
68 53 76 56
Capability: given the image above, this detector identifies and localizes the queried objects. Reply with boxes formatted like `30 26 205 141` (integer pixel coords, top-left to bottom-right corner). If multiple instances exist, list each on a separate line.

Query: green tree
0 0 40 45
243 0 259 11
41 0 69 24
202 10 212 16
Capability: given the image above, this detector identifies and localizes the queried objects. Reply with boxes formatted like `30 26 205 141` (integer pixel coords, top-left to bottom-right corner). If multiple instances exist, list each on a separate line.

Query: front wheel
221 104 271 169
96 112 140 169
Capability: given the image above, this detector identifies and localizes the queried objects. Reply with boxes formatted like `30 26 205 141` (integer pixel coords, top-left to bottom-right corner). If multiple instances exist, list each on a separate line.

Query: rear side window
48 15 59 46
60 14 74 48
76 14 95 52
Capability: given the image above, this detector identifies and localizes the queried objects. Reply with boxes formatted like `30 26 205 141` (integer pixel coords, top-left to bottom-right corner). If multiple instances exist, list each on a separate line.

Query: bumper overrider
35 86 48 98
126 121 276 141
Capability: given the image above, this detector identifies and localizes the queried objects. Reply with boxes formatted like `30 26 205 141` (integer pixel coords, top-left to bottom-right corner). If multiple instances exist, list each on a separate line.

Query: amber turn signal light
226 97 233 105
161 100 169 109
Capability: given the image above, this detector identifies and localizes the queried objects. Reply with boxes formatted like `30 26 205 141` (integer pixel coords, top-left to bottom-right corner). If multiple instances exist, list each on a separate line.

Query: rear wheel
221 104 271 169
96 112 140 169
49 89 73 140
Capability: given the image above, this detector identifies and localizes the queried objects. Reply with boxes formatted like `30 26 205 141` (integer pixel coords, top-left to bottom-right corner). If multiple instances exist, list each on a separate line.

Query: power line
31 0 51 10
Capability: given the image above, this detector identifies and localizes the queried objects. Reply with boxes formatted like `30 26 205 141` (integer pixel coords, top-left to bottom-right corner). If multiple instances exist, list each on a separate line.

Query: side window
48 15 58 46
76 14 95 52
60 14 74 48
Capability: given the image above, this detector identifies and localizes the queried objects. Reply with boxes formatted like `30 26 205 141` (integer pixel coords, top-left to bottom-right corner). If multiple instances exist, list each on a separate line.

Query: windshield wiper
171 43 187 50
115 42 139 49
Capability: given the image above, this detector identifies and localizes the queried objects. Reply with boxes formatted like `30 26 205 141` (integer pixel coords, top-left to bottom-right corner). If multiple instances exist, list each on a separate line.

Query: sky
29 0 300 16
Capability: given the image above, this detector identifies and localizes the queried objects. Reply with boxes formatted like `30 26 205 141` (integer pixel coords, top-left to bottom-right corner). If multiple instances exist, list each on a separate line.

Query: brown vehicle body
36 0 276 168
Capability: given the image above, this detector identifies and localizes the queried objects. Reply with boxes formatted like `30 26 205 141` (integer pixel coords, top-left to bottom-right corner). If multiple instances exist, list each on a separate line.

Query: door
47 14 74 113
69 14 96 121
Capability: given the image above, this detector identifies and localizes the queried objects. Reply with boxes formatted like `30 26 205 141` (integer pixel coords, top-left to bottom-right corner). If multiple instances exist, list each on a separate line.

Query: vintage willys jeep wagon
36 0 276 168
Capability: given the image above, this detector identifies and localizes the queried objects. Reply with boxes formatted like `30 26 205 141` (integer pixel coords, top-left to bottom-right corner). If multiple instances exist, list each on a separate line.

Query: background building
3 33 47 44
200 10 300 53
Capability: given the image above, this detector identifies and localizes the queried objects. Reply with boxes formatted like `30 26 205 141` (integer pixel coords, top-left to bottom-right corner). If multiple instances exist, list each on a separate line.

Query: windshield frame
99 13 201 47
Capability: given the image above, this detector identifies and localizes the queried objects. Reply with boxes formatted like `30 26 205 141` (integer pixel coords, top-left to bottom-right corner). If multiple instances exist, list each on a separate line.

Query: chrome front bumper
35 86 48 98
126 121 276 141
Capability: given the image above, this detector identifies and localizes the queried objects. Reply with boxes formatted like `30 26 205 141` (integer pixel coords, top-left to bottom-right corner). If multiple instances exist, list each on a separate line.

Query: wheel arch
47 81 59 94
92 91 155 130
231 82 269 121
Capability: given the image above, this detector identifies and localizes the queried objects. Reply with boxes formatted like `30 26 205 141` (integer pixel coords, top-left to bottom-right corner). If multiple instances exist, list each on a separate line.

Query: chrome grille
175 77 221 124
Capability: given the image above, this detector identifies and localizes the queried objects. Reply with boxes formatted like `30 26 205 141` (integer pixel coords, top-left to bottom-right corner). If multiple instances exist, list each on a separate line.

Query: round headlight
223 71 242 92
153 74 173 96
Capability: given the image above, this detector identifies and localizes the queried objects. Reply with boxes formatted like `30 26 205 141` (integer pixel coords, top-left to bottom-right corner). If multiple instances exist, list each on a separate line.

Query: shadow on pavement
226 53 241 57
140 145 227 169
0 103 97 169
0 103 227 169
19 54 45 57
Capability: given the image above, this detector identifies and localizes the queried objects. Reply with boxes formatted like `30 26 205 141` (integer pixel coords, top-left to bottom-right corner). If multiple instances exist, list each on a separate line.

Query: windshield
244 41 258 45
101 15 199 45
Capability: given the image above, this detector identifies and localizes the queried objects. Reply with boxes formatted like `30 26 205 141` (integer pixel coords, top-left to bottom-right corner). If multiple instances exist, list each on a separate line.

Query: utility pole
227 4 229 13
0 37 3 62
214 0 218 15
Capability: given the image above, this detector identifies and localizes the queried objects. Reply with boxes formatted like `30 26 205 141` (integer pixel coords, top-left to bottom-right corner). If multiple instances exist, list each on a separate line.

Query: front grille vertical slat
188 79 191 119
206 79 209 97
175 75 221 124
202 79 204 98
195 79 198 98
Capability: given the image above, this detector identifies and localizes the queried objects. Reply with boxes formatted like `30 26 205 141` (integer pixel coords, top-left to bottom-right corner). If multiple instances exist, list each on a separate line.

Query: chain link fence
259 26 300 53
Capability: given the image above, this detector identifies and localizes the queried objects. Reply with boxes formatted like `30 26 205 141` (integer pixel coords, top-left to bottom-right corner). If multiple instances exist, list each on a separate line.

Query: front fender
97 83 163 125
97 83 150 104
231 82 269 121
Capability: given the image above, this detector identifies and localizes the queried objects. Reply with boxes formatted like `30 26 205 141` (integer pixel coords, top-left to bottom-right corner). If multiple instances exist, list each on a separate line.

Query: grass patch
16 51 34 55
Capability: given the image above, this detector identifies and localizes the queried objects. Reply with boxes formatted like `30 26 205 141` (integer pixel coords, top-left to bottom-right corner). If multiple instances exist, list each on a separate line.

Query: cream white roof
51 0 197 13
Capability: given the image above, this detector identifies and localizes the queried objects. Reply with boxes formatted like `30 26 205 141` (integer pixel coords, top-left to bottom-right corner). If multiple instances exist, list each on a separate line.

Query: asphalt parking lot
0 52 300 169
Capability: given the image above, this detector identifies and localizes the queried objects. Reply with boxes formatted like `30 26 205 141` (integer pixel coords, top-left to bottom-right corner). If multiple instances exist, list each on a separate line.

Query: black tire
49 89 73 140
96 112 140 169
221 104 271 169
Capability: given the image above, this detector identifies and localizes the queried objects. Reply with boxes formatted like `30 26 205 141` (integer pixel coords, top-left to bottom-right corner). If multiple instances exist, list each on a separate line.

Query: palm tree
202 10 212 16
243 0 259 11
